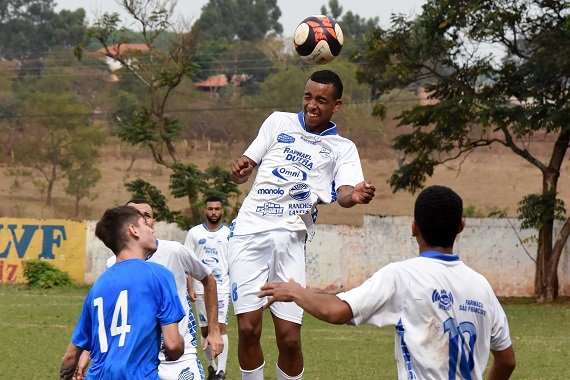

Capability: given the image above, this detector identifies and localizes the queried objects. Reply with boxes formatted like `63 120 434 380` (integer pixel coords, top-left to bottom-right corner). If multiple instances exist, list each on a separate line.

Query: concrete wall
85 216 570 297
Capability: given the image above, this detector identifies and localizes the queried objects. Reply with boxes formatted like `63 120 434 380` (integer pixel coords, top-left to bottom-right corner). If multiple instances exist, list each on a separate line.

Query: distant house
195 73 252 92
90 43 150 81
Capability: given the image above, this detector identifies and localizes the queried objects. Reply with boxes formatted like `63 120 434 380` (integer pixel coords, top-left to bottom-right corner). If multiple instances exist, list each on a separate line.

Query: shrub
22 260 74 288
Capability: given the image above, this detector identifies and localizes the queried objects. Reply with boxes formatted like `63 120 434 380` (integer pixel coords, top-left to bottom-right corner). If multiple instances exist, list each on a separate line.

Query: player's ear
411 220 419 237
333 99 342 112
457 219 465 235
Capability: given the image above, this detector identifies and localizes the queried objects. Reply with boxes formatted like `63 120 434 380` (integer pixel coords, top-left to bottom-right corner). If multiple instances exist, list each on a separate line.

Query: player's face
302 79 342 133
204 201 223 225
128 203 156 230
137 216 157 253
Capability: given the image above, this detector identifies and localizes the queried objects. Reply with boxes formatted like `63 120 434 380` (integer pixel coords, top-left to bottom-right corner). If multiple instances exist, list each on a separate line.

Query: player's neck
116 246 149 262
206 222 222 232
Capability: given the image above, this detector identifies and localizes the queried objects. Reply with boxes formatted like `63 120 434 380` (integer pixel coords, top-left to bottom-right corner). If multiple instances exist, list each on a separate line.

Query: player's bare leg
272 312 303 378
237 308 264 377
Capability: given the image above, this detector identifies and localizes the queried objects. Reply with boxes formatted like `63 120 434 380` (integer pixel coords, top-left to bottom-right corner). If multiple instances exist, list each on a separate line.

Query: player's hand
203 332 224 359
72 351 90 380
188 289 197 302
259 279 302 309
230 157 254 183
351 181 375 204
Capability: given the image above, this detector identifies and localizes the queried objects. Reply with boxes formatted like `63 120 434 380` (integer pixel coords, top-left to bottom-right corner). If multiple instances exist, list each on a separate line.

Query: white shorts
228 229 307 324
158 352 205 380
195 293 230 327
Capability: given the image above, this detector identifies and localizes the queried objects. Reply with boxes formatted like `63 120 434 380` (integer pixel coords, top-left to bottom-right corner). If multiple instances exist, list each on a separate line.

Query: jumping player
229 70 376 380
260 185 516 380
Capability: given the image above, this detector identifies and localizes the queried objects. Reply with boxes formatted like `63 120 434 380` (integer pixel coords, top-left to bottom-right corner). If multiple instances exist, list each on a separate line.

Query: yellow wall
0 218 86 284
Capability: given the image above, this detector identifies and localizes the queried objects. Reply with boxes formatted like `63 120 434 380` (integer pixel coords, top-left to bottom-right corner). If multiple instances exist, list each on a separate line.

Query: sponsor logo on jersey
272 166 308 181
198 238 207 245
288 202 313 215
202 257 220 266
432 289 454 311
459 299 487 316
319 147 332 158
301 135 322 145
289 183 311 201
256 202 284 216
257 187 285 196
277 133 295 143
283 147 313 170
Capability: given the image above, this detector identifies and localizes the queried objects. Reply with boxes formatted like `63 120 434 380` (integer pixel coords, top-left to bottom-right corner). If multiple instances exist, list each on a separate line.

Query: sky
54 0 426 36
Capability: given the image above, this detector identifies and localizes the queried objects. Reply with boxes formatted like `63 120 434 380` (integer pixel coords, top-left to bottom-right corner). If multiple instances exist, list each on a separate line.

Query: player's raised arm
259 279 354 325
230 156 256 184
336 181 376 208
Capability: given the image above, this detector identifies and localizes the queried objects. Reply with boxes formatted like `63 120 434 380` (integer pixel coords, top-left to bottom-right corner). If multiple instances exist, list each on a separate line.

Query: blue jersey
71 259 184 379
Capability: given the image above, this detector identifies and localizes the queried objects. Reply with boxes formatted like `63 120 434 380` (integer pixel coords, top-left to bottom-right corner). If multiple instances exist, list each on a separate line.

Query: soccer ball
293 15 343 64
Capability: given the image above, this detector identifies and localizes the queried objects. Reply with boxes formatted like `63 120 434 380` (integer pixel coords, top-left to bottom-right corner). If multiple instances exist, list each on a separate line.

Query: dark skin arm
488 346 516 380
259 279 353 324
199 274 224 357
60 343 83 380
230 156 257 184
336 182 376 208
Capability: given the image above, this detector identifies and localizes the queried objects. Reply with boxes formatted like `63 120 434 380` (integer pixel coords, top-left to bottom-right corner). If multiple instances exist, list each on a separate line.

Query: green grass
1 285 569 379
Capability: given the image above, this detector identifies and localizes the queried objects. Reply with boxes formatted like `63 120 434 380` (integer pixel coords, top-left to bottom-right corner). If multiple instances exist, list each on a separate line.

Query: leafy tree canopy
0 0 87 59
356 0 570 301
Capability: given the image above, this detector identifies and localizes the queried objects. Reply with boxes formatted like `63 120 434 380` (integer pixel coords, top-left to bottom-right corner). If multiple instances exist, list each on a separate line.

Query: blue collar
297 111 338 136
202 223 224 232
419 250 460 262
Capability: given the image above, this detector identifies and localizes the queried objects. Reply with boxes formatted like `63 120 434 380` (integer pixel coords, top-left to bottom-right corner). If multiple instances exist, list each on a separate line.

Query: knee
237 317 262 343
275 329 302 353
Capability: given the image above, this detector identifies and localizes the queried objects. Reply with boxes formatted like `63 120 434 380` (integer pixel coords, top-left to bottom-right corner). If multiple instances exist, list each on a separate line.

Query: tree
195 0 282 42
0 0 87 59
12 85 100 206
84 0 240 228
63 127 105 218
356 0 570 302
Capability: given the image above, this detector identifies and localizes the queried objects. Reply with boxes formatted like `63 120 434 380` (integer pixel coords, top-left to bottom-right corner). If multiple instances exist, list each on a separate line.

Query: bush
22 260 74 288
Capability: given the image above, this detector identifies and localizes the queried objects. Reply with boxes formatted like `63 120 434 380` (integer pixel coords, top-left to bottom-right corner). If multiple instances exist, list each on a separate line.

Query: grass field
1 285 569 379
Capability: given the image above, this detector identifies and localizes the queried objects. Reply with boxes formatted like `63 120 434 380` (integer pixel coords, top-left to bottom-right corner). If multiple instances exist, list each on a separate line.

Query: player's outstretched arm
161 323 184 361
336 181 376 208
60 343 83 380
230 156 256 184
200 274 224 357
488 346 516 380
259 279 353 324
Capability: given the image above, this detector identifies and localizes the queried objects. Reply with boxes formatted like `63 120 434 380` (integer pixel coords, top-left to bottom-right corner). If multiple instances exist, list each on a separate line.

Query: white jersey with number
184 224 230 295
231 111 364 238
106 239 210 358
337 251 512 380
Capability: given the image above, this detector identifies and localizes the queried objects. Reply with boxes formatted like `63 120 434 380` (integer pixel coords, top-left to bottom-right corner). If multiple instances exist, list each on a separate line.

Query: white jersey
184 223 230 295
106 239 210 358
337 251 512 380
231 111 364 237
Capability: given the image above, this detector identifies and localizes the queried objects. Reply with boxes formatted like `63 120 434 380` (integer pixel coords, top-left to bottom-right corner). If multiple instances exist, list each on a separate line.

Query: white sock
276 364 304 380
217 334 229 373
241 362 265 380
201 336 217 370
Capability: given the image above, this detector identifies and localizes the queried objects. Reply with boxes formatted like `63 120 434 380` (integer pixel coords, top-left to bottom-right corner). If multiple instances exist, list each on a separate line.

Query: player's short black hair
126 198 148 205
205 194 224 204
95 205 143 254
309 70 343 100
414 185 463 248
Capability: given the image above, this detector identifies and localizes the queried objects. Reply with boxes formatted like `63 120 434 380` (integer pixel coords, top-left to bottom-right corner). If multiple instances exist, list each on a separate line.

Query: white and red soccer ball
293 15 344 64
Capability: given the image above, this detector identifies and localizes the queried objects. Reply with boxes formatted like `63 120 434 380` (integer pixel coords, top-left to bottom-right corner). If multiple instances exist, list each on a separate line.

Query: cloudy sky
54 0 426 36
